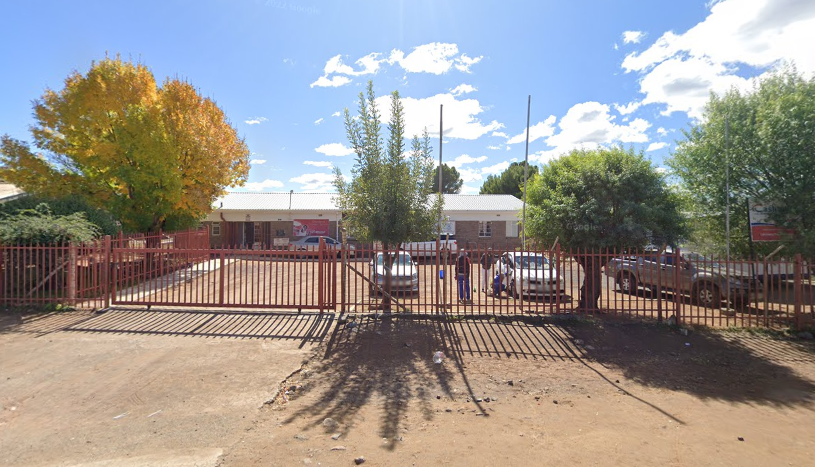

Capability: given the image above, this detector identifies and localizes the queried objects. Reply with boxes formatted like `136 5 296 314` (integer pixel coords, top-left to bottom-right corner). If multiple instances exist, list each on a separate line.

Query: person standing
479 247 494 294
456 249 472 303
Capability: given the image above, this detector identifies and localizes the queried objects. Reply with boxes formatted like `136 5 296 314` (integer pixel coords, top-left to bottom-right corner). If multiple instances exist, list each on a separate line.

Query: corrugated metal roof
0 183 25 202
215 192 523 212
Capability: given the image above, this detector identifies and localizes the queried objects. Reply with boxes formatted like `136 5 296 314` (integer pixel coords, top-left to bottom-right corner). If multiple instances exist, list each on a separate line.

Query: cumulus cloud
460 184 480 194
289 173 338 192
622 30 646 44
303 161 333 168
310 75 352 88
450 84 477 96
657 127 669 136
315 143 355 157
622 0 815 118
312 43 483 89
314 118 324 125
487 145 502 150
491 131 509 138
373 92 503 140
614 101 642 115
250 159 267 165
449 154 488 168
646 142 668 152
527 101 651 164
331 111 341 117
244 117 267 125
481 161 510 176
506 116 557 145
243 179 284 191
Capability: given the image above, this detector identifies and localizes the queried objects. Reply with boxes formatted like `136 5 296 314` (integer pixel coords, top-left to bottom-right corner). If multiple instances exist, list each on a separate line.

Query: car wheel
617 273 637 295
695 283 720 308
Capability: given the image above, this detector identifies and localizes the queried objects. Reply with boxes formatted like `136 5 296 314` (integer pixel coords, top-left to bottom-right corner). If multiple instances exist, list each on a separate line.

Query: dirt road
2 309 814 466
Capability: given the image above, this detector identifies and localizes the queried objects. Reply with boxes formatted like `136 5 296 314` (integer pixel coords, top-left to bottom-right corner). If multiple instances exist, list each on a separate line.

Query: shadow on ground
0 308 333 347
284 313 815 449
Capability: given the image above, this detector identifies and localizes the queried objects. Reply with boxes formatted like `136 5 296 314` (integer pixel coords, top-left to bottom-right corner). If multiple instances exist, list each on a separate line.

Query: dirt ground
2 308 815 466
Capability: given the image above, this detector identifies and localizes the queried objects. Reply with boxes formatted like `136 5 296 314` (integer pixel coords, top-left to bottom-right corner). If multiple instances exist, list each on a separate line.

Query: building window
211 222 221 236
478 221 492 237
506 221 519 238
254 222 262 243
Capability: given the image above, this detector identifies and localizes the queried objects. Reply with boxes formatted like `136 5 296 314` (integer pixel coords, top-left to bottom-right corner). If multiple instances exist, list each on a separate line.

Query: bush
0 194 119 236
0 204 100 244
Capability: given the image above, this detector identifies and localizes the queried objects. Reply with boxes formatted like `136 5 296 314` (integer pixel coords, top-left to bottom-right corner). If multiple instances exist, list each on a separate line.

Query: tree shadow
565 318 815 408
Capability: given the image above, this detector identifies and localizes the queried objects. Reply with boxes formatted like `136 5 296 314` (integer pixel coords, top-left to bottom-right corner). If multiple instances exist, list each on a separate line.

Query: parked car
501 252 563 298
401 234 458 259
369 252 419 295
289 236 355 257
605 252 762 308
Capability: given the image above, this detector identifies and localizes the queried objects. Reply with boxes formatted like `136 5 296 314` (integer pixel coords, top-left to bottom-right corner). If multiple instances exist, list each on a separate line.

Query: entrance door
244 222 255 247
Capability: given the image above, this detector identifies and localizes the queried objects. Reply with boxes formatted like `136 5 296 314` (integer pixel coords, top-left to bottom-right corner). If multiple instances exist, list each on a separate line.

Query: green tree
527 147 685 310
429 163 463 194
479 161 539 199
0 56 249 233
333 81 442 310
0 194 119 236
669 67 815 257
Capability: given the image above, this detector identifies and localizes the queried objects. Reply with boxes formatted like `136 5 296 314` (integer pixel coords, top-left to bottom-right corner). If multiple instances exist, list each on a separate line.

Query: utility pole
437 104 446 311
725 115 730 264
522 95 531 250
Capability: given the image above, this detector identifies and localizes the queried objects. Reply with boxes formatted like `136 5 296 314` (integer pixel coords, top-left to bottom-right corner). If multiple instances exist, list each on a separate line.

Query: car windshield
683 253 724 269
376 253 413 266
513 255 549 269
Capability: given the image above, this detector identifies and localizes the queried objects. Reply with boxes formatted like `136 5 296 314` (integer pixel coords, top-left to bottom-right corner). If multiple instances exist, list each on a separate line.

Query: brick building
203 192 524 249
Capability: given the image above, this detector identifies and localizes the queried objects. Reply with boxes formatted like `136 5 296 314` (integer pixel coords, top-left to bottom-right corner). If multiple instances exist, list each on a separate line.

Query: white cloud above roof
243 179 284 191
289 172 337 192
449 154 487 168
303 160 333 168
250 159 267 165
314 118 323 125
450 83 477 96
244 117 267 125
506 116 557 145
622 30 645 44
646 141 668 152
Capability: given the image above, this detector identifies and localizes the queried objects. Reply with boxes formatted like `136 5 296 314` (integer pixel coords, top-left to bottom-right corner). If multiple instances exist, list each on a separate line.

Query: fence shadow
0 308 334 345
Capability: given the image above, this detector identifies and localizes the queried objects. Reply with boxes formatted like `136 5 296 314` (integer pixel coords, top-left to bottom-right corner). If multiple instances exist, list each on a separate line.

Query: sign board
293 219 330 236
273 238 290 247
749 199 795 242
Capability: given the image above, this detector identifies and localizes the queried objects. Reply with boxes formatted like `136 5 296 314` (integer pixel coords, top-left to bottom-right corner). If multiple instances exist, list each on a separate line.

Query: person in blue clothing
455 249 472 303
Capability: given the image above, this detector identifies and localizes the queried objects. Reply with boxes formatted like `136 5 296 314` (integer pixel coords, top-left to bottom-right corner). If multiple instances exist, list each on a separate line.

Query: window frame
478 221 493 238
211 222 221 237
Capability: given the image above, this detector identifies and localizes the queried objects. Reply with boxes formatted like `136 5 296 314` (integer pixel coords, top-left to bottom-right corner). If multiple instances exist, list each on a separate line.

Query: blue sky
1 0 813 193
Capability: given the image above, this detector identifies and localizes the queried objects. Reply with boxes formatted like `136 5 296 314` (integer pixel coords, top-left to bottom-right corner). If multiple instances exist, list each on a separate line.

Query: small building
0 180 26 204
203 192 524 249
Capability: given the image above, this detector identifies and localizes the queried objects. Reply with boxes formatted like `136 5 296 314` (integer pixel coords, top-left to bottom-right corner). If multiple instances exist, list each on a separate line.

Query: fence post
674 247 681 326
318 238 325 314
794 253 803 329
341 243 347 313
218 249 225 305
102 235 112 309
67 242 78 306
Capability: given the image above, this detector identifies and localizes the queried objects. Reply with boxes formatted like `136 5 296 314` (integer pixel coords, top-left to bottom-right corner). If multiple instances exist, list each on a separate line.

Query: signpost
748 199 795 242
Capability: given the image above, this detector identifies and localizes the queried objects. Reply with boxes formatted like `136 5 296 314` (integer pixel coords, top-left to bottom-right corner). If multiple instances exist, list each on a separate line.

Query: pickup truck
400 234 458 259
605 253 762 308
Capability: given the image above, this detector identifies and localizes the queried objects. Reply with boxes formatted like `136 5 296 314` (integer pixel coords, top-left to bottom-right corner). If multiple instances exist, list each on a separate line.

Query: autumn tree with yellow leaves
0 56 250 232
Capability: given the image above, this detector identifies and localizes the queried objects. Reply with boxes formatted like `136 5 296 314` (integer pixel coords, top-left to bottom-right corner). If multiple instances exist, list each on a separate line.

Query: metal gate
110 237 336 312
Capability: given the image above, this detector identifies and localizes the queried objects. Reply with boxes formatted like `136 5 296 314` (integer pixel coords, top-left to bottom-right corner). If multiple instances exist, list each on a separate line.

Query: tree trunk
382 244 395 312
577 254 603 311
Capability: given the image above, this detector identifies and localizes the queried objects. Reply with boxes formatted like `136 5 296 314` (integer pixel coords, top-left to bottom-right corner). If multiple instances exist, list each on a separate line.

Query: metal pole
438 104 445 311
725 115 730 263
522 95 531 251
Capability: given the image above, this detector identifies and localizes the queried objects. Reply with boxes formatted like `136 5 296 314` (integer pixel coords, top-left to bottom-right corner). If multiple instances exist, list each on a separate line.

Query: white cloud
457 167 483 183
244 117 267 125
657 127 668 136
303 161 333 168
460 184 479 194
373 92 503 140
491 131 509 138
314 118 324 125
250 159 267 165
487 145 502 150
331 111 341 117
481 161 510 176
283 58 295 65
450 84 477 96
646 142 669 152
527 101 651 164
289 173 338 192
622 0 815 118
614 101 642 115
506 116 557 145
312 43 483 89
622 30 646 44
244 179 284 191
310 75 352 88
449 154 487 168
655 167 669 174
315 142 355 157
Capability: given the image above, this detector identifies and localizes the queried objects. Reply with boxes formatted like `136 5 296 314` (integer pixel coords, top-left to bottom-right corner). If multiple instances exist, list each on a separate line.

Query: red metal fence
2 234 813 329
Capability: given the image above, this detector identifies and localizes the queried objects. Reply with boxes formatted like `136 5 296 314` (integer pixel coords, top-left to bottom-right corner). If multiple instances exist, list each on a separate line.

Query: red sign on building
748 199 795 242
293 219 330 236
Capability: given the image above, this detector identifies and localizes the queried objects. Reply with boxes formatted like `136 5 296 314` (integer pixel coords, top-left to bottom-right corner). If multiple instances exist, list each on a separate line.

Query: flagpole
522 95 531 251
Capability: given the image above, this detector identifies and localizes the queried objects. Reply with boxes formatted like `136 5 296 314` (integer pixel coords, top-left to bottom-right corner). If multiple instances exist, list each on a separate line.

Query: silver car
289 236 355 257
502 252 563 298
369 252 420 295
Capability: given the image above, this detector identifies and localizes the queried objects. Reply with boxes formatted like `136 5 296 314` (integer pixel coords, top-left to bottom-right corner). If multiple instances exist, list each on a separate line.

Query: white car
369 252 420 295
501 252 563 298
289 236 355 257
